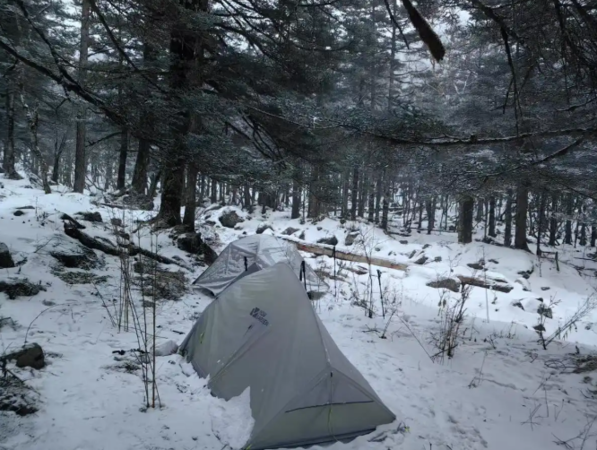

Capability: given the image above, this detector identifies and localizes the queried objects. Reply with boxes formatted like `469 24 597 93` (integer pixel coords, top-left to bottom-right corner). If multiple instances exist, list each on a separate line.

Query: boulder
0 279 45 299
2 343 45 370
317 236 339 246
110 218 123 227
467 261 485 270
13 210 25 217
256 223 274 234
0 243 15 268
77 211 103 223
399 240 409 245
345 232 359 246
299 230 306 240
177 233 203 254
281 227 300 236
414 255 428 265
219 210 244 228
122 194 154 211
538 304 553 319
426 278 461 293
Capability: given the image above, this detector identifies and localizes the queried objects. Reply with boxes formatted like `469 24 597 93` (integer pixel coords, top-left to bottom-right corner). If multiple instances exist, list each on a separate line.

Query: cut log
63 221 189 269
280 236 514 293
280 237 408 271
456 275 513 293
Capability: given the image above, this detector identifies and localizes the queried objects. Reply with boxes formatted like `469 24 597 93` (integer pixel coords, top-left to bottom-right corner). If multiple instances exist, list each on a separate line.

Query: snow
3 173 597 450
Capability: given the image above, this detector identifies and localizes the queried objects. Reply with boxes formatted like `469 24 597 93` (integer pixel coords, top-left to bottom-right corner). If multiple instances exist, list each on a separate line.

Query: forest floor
2 174 597 450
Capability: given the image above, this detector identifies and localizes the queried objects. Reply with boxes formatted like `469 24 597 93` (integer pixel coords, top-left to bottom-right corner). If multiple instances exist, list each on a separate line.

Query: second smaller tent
192 234 326 297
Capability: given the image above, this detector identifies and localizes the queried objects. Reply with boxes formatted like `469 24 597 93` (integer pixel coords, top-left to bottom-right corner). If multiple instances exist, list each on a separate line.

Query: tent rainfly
192 234 327 297
180 263 396 450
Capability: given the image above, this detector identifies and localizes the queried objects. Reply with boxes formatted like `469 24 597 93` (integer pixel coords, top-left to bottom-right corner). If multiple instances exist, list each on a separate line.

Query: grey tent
180 263 396 450
192 234 326 297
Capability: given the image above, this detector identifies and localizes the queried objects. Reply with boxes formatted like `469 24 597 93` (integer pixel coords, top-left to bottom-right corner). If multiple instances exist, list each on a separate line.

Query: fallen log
279 237 408 271
280 236 514 293
63 221 189 270
456 275 513 293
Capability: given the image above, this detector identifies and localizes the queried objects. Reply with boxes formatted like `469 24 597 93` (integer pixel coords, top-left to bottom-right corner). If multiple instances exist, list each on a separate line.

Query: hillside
2 175 597 450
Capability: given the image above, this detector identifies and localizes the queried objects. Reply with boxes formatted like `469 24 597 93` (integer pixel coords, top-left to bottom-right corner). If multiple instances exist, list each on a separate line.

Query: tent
180 263 396 450
192 234 327 297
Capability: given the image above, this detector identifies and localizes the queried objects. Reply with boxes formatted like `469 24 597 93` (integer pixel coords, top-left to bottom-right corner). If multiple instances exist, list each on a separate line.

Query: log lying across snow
283 238 409 271
63 221 189 269
280 236 513 293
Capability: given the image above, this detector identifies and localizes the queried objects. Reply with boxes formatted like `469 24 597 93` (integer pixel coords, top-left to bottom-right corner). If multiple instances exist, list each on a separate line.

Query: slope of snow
2 174 597 450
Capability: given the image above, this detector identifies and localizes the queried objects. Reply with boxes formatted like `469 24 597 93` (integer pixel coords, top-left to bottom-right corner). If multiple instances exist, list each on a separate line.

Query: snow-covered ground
2 173 597 450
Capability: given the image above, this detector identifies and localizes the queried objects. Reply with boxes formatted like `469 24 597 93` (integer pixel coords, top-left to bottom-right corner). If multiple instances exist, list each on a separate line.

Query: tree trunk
182 164 199 231
549 193 558 246
536 191 547 256
504 189 513 246
381 180 390 230
3 72 20 180
488 196 496 237
476 198 484 222
458 195 474 244
158 0 206 226
427 197 435 234
291 178 301 219
73 0 91 193
514 183 530 251
367 173 375 222
565 193 573 245
591 226 596 248
131 43 156 195
374 170 383 223
116 128 128 190
350 165 359 221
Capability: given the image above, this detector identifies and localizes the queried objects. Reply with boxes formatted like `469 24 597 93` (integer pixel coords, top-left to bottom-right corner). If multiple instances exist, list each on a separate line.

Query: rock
434 256 442 262
512 300 525 310
407 250 417 259
517 269 533 280
0 243 15 268
110 218 123 227
299 231 306 240
414 255 428 265
13 210 25 217
515 278 531 292
177 233 203 254
219 210 244 228
541 286 550 291
538 304 553 319
256 223 274 234
533 324 546 332
77 211 103 223
2 343 45 370
317 236 339 246
50 245 100 269
422 244 431 250
488 259 499 264
0 279 45 299
152 340 179 357
467 262 485 270
122 193 154 211
345 232 359 246
281 227 300 236
427 278 461 293
399 240 409 245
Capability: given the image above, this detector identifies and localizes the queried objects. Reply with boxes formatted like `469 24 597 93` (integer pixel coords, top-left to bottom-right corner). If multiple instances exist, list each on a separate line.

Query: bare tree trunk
350 165 359 221
427 197 435 234
458 195 474 244
565 193 573 245
549 193 558 246
367 173 375 222
73 0 91 193
514 183 530 251
374 170 383 223
504 189 513 246
381 180 390 230
291 178 301 219
3 70 20 180
116 128 128 190
131 43 156 195
387 0 397 110
536 191 547 256
488 196 497 237
182 163 199 231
